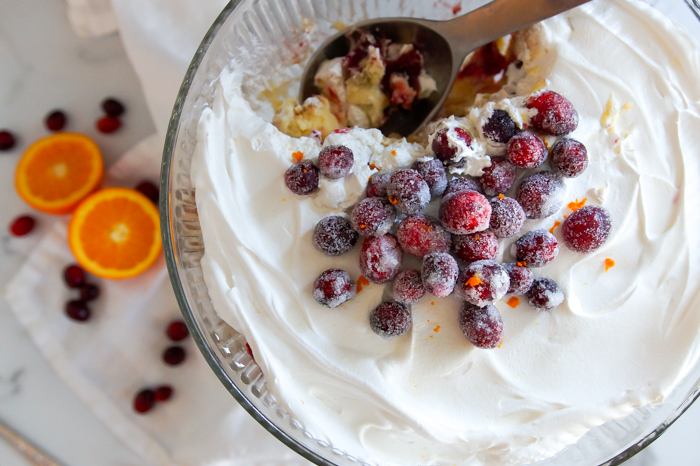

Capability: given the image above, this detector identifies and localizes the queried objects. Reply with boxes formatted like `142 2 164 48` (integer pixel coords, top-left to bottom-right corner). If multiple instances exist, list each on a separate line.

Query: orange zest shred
498 340 503 348
369 162 377 170
568 198 587 212
419 224 432 231
498 193 504 200
605 258 615 272
291 151 304 162
433 325 441 333
388 196 399 205
507 297 520 308
549 221 561 234
467 276 482 287
391 150 397 156
356 275 371 293
517 261 527 267
431 301 435 306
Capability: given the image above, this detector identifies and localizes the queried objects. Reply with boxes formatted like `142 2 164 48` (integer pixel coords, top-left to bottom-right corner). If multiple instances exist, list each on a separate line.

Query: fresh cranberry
444 177 482 196
359 234 403 284
453 230 499 262
135 180 159 204
421 252 459 297
513 229 559 268
489 196 525 238
65 300 90 322
458 302 504 349
439 190 491 235
431 127 472 166
411 158 447 196
482 109 518 144
350 197 395 237
479 158 516 196
369 301 412 339
552 138 589 178
9 215 36 236
526 90 579 135
246 343 254 359
392 269 426 305
79 284 100 301
154 385 173 402
396 214 451 257
63 264 86 288
527 277 564 310
366 173 391 198
45 110 67 132
313 216 359 256
163 346 186 366
318 145 354 179
506 131 548 169
515 172 567 219
561 205 612 253
284 160 320 196
502 263 535 295
386 169 430 215
456 260 510 306
102 98 125 117
133 389 156 414
166 320 190 341
96 116 122 134
0 130 16 151
312 269 357 308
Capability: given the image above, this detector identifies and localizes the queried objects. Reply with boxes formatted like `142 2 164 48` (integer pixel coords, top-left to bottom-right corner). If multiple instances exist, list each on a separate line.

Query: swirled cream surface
190 1 700 464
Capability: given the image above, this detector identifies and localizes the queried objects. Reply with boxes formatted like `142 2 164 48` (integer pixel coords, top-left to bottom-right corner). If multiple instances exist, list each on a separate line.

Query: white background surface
0 0 699 465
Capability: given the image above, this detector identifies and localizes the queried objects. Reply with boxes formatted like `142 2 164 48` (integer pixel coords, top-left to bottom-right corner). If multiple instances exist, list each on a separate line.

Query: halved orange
69 188 162 280
15 133 103 215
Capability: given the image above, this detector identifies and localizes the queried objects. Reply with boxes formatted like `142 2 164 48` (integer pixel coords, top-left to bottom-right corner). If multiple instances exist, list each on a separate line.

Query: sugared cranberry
561 205 612 253
479 158 516 196
515 172 567 219
526 90 579 135
284 160 320 196
154 385 173 402
63 264 86 288
483 109 518 144
351 197 395 238
45 110 67 132
133 389 155 414
366 173 391 198
552 138 589 178
9 215 36 236
102 98 125 117
456 260 510 306
79 284 100 301
502 263 535 295
312 269 357 308
166 320 190 341
96 116 122 134
313 216 359 256
411 158 447 196
527 277 564 311
506 131 548 169
431 127 472 166
453 231 499 262
369 301 412 339
393 269 426 305
135 180 159 204
458 302 504 349
513 230 559 268
421 252 459 297
65 300 90 322
444 177 482 196
386 169 430 215
0 130 16 151
396 214 451 257
439 190 491 235
318 145 354 179
163 346 186 366
359 234 403 284
489 196 525 238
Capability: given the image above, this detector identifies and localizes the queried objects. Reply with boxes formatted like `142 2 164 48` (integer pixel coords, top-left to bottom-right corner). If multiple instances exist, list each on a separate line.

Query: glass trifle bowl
161 0 700 465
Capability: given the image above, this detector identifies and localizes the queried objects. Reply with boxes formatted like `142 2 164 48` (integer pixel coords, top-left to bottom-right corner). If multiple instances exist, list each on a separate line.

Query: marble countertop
1 0 700 465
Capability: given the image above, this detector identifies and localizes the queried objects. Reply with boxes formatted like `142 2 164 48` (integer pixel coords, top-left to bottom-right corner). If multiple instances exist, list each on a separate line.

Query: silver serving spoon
300 0 591 137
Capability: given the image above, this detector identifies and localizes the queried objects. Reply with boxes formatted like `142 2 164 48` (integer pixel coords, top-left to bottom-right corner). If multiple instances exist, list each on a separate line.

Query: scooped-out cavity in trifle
190 1 700 465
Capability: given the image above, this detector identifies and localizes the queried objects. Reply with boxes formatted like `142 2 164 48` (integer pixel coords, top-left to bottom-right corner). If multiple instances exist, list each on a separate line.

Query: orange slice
69 188 162 280
15 133 103 215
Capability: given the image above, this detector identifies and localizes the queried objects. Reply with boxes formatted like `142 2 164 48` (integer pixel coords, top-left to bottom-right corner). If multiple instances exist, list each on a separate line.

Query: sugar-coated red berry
65 300 91 322
489 197 525 238
313 216 359 256
79 284 100 301
154 385 173 402
439 190 491 235
351 197 395 237
359 234 403 284
431 127 472 166
386 169 430 215
561 205 612 253
453 231 499 262
421 252 459 297
551 138 588 178
370 301 412 339
456 260 510 306
9 215 36 236
45 110 67 132
444 177 482 196
135 180 159 204
506 131 548 169
516 172 566 219
479 158 516 196
102 98 126 117
96 115 122 134
526 90 579 135
396 214 451 257
513 230 559 268
502 263 535 295
411 158 447 196
393 269 426 305
527 277 564 310
285 160 320 196
133 389 156 414
318 145 354 179
313 269 357 308
0 130 17 151
482 109 518 144
458 302 504 349
64 264 86 288
166 320 190 341
366 173 391 198
163 346 186 366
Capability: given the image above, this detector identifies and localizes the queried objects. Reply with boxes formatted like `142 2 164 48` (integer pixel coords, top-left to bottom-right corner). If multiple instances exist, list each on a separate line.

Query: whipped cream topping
190 1 700 465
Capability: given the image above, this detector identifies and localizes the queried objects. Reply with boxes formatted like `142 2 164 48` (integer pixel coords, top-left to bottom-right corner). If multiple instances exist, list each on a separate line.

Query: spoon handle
0 419 65 466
